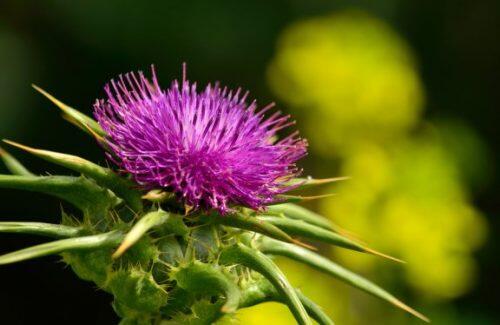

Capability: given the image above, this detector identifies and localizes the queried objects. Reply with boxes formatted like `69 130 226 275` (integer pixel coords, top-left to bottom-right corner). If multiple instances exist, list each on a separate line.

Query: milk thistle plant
0 65 428 324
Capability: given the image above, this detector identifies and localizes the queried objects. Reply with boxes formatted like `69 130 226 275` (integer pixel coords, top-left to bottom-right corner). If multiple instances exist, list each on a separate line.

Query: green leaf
274 194 335 204
219 243 311 325
239 278 334 325
285 176 349 190
258 216 402 263
215 213 310 249
0 174 121 219
157 236 184 265
171 261 240 313
190 224 219 261
259 238 428 322
113 209 170 258
158 213 189 237
32 85 105 137
109 268 168 313
267 203 336 231
159 287 194 317
238 278 272 308
4 140 142 212
0 147 33 176
162 299 227 325
0 230 123 265
0 221 82 238
267 203 368 242
296 290 335 325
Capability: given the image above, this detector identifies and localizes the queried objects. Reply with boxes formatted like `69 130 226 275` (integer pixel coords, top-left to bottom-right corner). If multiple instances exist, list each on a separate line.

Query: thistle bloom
94 66 307 213
0 66 427 325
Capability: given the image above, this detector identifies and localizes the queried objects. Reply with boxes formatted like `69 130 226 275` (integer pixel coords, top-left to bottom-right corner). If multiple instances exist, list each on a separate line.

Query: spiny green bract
0 87 429 324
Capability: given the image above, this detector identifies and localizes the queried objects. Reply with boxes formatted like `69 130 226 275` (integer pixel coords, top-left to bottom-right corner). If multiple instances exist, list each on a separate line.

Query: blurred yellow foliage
322 137 487 299
239 9 488 324
268 10 424 155
238 258 342 324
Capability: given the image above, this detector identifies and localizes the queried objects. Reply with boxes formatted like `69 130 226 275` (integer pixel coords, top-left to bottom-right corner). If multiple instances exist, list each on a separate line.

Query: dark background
0 1 498 324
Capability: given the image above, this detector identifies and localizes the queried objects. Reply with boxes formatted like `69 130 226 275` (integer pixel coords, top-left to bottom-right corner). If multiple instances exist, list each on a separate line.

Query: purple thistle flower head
94 65 307 214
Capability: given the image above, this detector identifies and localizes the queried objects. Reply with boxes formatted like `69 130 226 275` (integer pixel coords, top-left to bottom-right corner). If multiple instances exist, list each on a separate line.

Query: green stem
0 230 123 265
239 279 334 325
259 237 428 322
220 243 311 325
0 221 82 238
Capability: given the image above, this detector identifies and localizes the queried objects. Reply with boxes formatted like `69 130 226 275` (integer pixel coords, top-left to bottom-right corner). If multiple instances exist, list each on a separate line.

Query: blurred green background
0 1 498 324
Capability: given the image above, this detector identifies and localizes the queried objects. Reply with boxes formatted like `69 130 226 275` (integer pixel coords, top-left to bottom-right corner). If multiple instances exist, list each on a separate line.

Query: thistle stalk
0 66 427 324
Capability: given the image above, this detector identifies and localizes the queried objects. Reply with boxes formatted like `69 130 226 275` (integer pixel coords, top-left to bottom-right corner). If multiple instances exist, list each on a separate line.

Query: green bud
170 261 240 314
109 268 168 313
118 236 159 268
157 236 184 265
63 248 114 287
